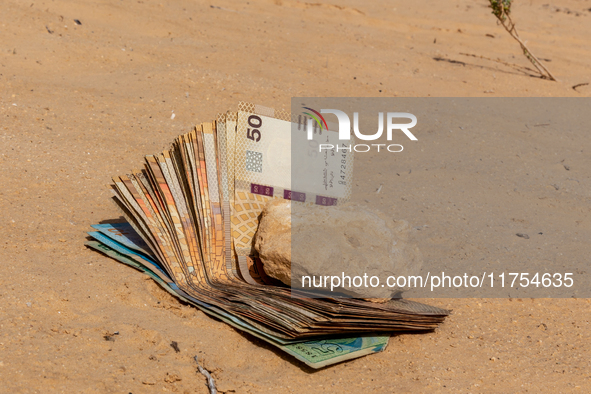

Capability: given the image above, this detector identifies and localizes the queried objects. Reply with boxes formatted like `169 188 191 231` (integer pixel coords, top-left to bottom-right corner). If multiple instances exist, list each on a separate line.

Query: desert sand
1 0 590 392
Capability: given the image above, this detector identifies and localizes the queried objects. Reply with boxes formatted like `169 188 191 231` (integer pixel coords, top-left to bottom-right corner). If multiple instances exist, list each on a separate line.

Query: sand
1 0 590 392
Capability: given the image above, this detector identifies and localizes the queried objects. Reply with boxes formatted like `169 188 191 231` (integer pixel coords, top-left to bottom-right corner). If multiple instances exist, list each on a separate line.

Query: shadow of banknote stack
86 102 449 368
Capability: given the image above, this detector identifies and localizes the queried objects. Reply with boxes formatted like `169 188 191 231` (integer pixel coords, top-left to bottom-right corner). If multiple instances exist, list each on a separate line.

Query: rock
253 199 293 286
254 199 423 299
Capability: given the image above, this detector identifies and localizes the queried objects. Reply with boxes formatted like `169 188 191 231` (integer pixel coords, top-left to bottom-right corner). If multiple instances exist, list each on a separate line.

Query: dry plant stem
499 13 557 81
194 356 217 394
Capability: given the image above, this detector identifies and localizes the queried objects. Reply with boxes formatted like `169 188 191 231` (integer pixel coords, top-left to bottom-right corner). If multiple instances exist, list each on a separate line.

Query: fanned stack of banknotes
86 102 448 368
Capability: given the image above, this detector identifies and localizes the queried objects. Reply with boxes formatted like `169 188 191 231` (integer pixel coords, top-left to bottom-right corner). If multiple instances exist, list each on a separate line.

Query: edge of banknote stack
85 102 449 368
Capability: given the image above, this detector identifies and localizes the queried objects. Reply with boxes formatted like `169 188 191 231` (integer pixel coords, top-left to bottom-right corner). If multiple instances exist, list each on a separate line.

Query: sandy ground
1 0 591 392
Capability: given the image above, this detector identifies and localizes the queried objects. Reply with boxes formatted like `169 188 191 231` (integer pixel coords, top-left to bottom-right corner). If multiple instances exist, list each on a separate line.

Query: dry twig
572 82 589 92
488 0 557 81
194 356 217 394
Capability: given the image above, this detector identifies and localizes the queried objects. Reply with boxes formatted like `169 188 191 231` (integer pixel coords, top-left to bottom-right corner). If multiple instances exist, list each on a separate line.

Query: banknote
85 238 282 342
233 102 290 262
214 113 239 280
283 336 389 368
201 121 230 283
232 102 354 283
91 219 448 336
85 237 389 368
87 231 170 282
91 222 154 257
87 102 449 369
86 240 282 342
234 102 354 205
